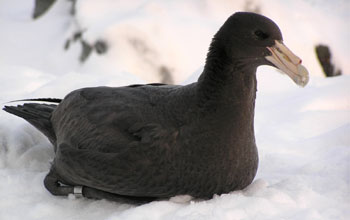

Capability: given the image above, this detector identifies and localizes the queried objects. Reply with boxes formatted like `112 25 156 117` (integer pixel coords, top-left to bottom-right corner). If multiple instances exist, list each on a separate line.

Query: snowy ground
0 1 349 220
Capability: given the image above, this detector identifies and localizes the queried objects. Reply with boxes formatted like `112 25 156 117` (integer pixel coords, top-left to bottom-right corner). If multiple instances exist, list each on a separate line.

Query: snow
0 1 349 220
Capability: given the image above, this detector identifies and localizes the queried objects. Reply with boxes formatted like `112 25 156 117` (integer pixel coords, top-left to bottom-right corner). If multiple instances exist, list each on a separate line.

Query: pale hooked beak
266 40 309 87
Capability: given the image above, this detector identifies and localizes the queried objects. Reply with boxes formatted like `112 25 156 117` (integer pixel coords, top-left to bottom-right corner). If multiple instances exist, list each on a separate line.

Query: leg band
73 186 84 198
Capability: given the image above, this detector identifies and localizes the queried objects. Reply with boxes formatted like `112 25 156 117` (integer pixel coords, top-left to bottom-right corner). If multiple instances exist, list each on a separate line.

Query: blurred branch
68 0 77 15
33 0 76 19
33 0 56 19
315 45 342 77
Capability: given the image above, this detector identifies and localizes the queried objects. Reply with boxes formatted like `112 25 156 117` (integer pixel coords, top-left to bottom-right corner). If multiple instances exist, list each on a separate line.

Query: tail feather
3 103 57 145
6 98 62 104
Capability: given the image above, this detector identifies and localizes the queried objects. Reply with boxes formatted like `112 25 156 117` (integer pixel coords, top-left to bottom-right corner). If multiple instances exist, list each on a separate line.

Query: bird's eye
254 30 269 40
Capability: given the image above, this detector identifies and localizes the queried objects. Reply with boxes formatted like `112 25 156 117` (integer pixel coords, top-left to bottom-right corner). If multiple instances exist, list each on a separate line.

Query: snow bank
1 0 348 84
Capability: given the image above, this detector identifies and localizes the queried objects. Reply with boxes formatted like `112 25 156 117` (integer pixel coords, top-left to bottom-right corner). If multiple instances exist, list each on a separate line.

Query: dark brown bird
3 12 308 204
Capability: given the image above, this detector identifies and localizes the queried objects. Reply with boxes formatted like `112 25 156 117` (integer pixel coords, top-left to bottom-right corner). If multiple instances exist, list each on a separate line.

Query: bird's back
51 84 192 153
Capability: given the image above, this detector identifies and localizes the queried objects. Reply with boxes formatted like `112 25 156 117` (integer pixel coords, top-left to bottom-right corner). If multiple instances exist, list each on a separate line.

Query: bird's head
214 12 309 87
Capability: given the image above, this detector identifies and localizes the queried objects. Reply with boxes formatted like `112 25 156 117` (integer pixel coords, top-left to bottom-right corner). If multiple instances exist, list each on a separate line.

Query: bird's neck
196 40 257 112
194 39 258 148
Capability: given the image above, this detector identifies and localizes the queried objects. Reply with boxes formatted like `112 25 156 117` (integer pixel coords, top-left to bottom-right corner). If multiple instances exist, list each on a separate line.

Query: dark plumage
4 12 308 204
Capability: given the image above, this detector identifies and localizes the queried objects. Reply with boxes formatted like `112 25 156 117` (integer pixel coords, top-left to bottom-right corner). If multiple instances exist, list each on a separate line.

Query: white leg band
73 186 84 198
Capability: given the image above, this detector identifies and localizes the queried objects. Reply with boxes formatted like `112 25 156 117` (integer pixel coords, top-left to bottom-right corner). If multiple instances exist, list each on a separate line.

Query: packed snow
0 0 349 220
